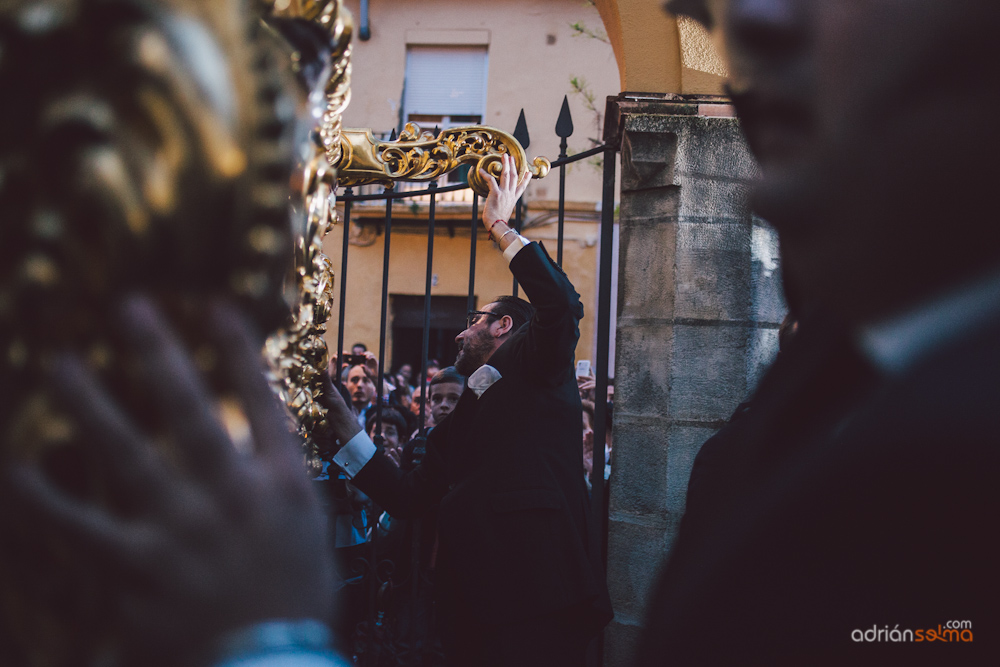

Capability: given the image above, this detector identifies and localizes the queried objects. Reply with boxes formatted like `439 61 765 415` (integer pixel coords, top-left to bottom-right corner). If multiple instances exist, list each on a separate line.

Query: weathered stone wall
603 96 785 664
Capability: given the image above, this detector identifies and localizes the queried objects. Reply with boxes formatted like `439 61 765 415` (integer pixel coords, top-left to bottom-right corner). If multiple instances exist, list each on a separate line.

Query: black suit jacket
638 311 999 665
352 242 612 633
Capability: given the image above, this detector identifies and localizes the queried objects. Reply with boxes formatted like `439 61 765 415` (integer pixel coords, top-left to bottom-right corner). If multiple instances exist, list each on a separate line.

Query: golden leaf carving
336 123 551 196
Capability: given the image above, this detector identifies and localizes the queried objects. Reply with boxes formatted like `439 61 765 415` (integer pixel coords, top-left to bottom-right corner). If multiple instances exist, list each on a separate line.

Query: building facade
325 0 621 373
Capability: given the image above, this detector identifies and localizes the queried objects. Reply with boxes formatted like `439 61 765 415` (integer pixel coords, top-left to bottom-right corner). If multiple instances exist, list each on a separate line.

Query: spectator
581 399 596 490
394 363 415 391
392 378 413 417
424 359 440 384
576 372 596 402
427 366 465 427
408 384 434 433
365 407 408 467
345 363 376 429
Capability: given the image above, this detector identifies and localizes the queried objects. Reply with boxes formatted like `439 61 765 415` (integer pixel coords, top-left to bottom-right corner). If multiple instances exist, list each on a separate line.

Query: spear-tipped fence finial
513 109 530 150
555 95 574 139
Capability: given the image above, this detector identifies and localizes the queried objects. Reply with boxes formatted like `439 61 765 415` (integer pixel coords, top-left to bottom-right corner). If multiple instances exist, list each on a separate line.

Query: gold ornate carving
270 1 354 168
263 0 353 459
264 149 339 461
336 123 551 197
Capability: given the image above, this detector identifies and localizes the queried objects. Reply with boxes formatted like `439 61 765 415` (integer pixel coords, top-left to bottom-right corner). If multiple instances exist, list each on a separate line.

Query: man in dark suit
639 1 1000 664
322 153 611 667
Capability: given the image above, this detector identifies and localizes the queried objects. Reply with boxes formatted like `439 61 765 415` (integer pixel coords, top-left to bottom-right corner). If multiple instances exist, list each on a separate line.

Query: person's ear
493 315 514 337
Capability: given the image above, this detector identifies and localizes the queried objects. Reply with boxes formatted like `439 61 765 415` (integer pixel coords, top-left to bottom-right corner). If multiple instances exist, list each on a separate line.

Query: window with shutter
403 45 487 128
402 45 488 184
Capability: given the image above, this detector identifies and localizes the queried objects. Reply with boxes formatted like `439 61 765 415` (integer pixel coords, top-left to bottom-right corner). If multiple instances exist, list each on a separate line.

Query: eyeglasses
466 310 499 329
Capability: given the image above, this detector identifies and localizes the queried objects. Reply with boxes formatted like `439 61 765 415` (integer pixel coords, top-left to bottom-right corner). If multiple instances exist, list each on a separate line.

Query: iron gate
325 100 618 666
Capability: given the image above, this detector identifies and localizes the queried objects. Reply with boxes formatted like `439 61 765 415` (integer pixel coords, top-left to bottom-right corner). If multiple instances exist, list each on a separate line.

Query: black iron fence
323 98 618 665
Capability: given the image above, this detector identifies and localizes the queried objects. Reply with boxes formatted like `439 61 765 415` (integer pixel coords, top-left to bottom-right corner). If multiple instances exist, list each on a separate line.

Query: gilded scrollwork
263 0 353 458
270 1 354 168
264 149 340 459
336 123 551 197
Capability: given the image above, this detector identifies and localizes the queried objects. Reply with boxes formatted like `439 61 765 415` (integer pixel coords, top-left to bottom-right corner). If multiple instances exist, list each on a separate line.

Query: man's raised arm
477 155 584 380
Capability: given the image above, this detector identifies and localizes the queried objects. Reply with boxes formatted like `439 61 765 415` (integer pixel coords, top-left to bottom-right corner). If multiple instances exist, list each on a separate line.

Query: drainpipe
359 0 371 40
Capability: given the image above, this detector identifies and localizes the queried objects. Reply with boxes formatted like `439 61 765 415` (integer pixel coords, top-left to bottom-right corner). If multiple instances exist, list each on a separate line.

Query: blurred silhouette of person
638 1 1000 664
679 313 797 545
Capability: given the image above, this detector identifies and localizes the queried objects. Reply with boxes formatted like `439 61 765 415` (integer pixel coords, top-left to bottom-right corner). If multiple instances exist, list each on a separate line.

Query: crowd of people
315 340 615 660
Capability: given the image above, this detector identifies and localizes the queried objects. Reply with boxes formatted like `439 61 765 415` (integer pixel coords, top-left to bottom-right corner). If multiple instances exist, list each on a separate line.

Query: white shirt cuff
502 235 531 264
332 430 376 479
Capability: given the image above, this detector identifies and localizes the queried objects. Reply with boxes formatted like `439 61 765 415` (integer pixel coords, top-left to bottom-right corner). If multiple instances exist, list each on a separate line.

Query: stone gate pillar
602 94 786 664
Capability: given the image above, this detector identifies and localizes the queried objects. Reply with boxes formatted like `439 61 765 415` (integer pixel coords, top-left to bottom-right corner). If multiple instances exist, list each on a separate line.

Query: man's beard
455 328 493 376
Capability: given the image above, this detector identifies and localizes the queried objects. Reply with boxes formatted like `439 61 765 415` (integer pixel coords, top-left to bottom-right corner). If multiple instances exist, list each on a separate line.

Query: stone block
605 517 670 622
613 323 674 418
746 326 779 394
621 115 757 212
667 116 757 219
621 129 677 192
676 175 755 220
608 415 670 518
668 324 749 421
674 219 753 321
618 184 680 222
674 116 757 180
616 220 676 319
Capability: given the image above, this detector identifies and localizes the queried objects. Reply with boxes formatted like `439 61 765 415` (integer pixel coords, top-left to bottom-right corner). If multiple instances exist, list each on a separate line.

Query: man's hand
318 371 363 450
385 446 403 468
479 153 531 232
5 296 334 664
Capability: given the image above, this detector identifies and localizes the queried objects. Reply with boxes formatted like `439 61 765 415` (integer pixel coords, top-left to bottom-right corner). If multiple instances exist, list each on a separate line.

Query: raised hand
479 153 532 232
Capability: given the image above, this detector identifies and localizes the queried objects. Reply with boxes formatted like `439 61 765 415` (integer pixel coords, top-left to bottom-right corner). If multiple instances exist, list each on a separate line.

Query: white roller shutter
403 46 488 118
